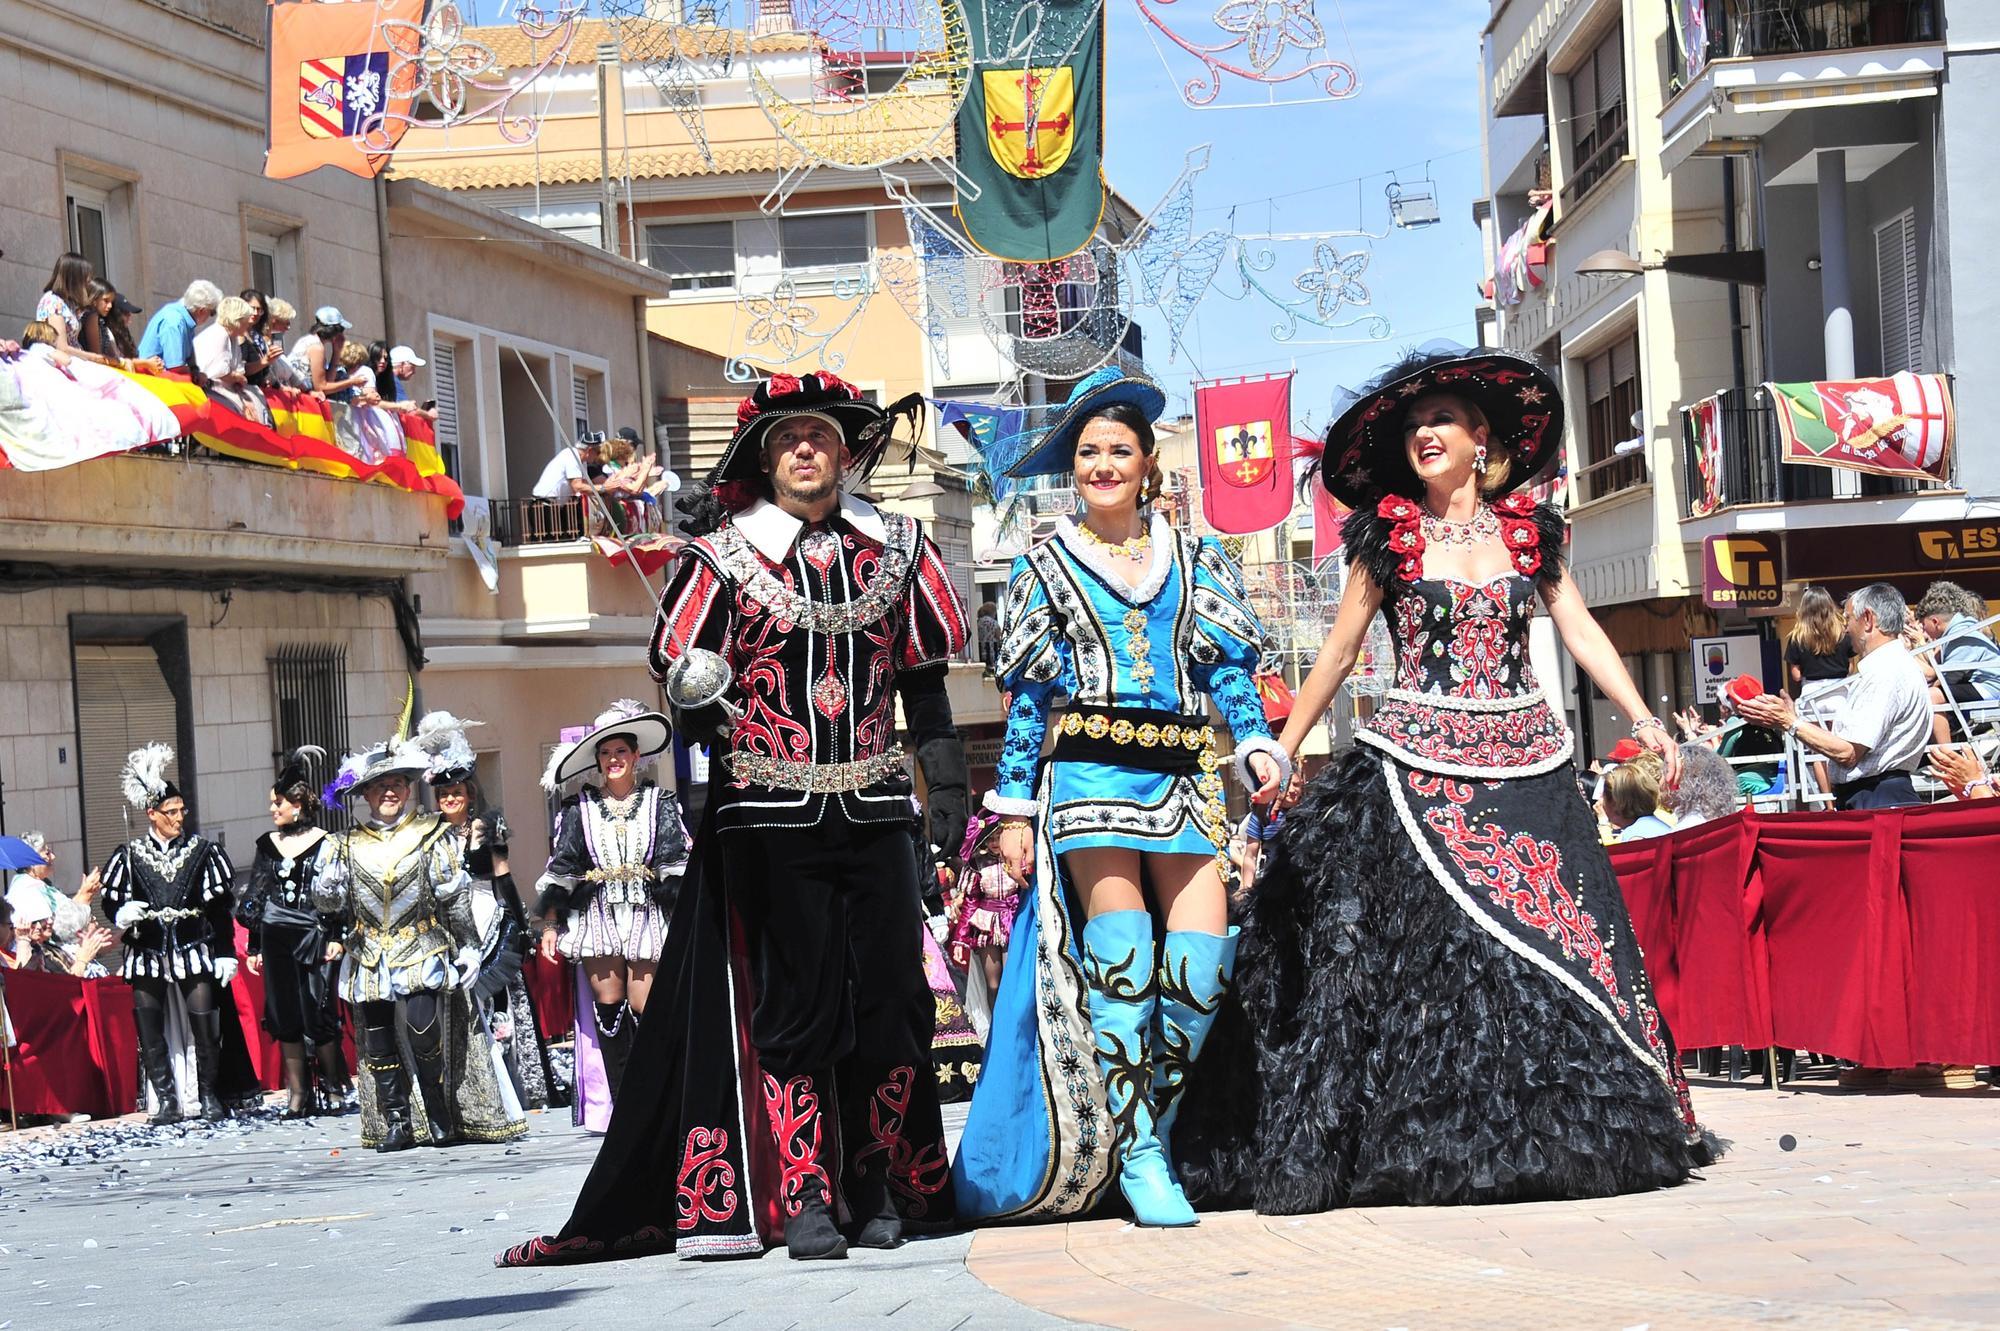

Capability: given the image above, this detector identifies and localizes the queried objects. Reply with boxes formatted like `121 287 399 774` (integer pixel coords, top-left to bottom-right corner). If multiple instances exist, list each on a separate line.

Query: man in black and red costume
501 371 970 1266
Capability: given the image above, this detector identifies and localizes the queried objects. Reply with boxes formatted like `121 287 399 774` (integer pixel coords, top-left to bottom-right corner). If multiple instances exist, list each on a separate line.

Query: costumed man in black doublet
101 743 246 1124
500 371 971 1266
1174 347 1716 1214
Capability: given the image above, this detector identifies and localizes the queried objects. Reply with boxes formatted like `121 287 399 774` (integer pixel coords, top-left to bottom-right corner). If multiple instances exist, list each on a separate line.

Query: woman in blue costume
1173 347 1716 1214
952 368 1289 1228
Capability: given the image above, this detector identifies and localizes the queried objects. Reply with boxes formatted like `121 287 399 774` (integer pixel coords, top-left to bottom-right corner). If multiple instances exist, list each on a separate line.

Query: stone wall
0 584 407 877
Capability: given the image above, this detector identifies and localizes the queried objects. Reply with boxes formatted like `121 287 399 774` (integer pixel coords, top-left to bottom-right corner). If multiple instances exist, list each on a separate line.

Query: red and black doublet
504 493 970 1263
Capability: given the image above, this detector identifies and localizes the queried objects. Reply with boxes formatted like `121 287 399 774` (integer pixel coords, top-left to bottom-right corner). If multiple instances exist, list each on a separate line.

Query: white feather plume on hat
414 710 482 781
120 742 175 810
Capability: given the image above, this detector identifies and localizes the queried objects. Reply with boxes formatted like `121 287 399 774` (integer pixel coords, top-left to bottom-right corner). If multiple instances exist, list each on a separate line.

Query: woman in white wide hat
535 700 690 1126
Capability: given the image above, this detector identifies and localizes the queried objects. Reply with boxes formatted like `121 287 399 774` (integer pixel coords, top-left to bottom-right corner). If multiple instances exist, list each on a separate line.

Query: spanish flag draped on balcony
954 0 1106 262
265 0 425 180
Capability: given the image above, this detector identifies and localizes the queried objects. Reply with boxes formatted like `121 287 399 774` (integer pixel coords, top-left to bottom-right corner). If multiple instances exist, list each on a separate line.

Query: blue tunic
955 516 1276 1222
987 517 1273 856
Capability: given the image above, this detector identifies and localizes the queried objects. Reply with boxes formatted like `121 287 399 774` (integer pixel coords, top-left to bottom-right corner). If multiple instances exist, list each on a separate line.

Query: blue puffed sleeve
986 553 1072 816
1186 537 1275 746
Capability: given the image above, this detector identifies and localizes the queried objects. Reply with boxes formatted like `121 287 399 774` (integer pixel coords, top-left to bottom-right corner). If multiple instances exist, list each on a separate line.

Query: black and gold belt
1049 707 1217 776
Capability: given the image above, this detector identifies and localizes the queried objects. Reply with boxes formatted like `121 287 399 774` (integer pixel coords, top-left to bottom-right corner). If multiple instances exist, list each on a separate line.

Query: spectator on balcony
976 598 1000 673
261 300 302 390
1601 752 1677 842
361 339 393 399
239 289 277 389
137 279 223 372
1913 581 2000 744
1739 583 1931 810
384 345 440 422
532 434 605 501
34 251 94 359
80 279 139 365
194 295 269 422
289 306 372 402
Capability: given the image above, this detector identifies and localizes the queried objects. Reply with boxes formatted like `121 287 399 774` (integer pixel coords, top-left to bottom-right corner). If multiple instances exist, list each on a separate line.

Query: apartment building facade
1476 0 1987 749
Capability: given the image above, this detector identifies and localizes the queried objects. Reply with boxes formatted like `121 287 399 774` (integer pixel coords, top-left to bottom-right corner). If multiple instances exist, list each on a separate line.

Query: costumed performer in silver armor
102 743 246 1124
239 746 354 1117
316 735 527 1152
950 368 1288 1229
416 710 562 1113
534 701 688 1126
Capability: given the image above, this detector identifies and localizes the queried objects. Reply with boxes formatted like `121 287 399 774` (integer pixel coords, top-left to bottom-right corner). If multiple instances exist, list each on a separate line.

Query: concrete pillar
1817 149 1856 380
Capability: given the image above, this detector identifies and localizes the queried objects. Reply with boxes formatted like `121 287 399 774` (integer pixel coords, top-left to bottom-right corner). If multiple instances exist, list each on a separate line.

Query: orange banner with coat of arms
266 0 424 180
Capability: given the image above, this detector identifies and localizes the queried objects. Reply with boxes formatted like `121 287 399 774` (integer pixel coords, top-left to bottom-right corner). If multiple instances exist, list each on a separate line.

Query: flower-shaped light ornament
380 1 498 121
1293 242 1372 323
743 281 818 358
1212 0 1328 74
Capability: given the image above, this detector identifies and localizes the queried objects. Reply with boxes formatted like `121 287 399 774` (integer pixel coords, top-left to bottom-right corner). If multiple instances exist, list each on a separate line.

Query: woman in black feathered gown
1176 348 1716 1214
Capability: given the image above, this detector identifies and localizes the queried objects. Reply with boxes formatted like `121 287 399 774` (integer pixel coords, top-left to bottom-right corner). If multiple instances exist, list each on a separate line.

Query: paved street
0 1101 1085 1331
4 1073 1996 1331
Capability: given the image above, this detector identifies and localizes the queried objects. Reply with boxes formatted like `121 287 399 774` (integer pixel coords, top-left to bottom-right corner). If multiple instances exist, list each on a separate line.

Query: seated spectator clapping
1663 742 1740 829
1914 581 2000 744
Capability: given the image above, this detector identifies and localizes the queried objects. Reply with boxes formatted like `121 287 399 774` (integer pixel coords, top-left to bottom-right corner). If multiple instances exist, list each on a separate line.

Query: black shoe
134 1005 182 1126
376 1124 417 1153
148 1098 184 1127
785 1196 848 1261
853 1205 904 1250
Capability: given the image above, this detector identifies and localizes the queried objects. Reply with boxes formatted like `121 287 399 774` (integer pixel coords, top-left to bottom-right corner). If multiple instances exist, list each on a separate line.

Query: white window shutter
573 373 592 432
1875 210 1921 373
431 340 459 448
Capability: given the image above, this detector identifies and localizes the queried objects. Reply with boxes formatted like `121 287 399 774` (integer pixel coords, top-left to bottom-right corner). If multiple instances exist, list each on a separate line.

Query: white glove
211 957 239 987
452 945 483 989
113 901 149 930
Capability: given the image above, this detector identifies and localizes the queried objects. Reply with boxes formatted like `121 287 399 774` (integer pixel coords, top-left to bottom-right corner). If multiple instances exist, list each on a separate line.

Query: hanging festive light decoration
362 0 587 150
1133 0 1359 108
600 0 724 168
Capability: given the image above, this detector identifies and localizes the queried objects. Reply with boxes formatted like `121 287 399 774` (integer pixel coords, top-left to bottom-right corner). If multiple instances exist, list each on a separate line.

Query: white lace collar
1054 513 1176 603
734 492 889 564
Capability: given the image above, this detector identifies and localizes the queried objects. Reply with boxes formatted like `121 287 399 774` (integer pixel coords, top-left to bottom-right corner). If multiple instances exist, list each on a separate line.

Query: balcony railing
1574 450 1649 505
1561 102 1629 212
1670 0 1943 89
1677 383 1949 517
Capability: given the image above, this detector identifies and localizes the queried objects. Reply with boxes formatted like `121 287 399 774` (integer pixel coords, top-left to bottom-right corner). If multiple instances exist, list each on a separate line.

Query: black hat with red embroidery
1315 344 1563 508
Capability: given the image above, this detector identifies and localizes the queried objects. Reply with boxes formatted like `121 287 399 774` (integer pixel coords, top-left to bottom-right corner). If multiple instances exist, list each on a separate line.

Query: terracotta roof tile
469 19 814 69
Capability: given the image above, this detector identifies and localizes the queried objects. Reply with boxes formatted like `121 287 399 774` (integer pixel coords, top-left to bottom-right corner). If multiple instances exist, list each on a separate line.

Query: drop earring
1474 446 1488 474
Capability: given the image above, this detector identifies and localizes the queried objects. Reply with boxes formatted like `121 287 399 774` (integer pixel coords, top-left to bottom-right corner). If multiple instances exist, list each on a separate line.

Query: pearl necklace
1419 505 1500 549
1076 522 1151 560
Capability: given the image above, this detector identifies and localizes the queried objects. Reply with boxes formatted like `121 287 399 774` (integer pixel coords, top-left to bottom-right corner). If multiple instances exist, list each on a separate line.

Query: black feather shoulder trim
1338 499 1569 592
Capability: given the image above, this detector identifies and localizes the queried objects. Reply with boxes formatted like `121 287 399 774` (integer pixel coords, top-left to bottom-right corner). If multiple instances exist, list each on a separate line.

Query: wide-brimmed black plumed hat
1317 345 1563 508
710 371 915 486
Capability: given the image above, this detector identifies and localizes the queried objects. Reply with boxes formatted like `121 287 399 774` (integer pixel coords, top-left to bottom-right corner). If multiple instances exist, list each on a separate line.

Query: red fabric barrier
1611 801 2000 1067
2 970 139 1119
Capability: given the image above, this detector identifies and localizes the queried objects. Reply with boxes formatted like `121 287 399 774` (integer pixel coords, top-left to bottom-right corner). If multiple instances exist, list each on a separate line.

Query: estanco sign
1702 535 1784 611
1914 523 2000 565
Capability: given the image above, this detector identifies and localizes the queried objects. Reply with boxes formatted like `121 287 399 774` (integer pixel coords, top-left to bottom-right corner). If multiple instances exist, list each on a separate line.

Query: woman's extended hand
245 952 263 976
1635 720 1680 787
538 927 561 964
1247 751 1283 803
998 820 1033 881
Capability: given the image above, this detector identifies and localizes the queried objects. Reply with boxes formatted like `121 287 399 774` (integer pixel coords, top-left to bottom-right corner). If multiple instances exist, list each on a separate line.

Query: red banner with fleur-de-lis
1195 372 1295 535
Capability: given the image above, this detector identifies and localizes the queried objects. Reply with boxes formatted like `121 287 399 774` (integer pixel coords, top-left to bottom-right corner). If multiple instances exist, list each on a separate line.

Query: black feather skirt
1175 746 1715 1214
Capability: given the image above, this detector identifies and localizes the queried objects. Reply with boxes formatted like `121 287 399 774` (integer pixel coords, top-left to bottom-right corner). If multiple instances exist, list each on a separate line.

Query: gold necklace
1076 521 1151 560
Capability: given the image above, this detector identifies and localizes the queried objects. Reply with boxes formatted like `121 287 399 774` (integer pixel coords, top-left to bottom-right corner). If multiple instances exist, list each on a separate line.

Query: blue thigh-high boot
1152 928 1240 1169
1081 910 1198 1228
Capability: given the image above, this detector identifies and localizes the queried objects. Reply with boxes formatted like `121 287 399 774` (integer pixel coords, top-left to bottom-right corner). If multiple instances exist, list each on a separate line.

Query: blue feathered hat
1004 367 1168 479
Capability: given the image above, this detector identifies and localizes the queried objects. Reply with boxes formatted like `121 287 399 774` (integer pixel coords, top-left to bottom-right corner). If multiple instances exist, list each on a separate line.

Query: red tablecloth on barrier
2 969 139 1119
1610 800 2000 1068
